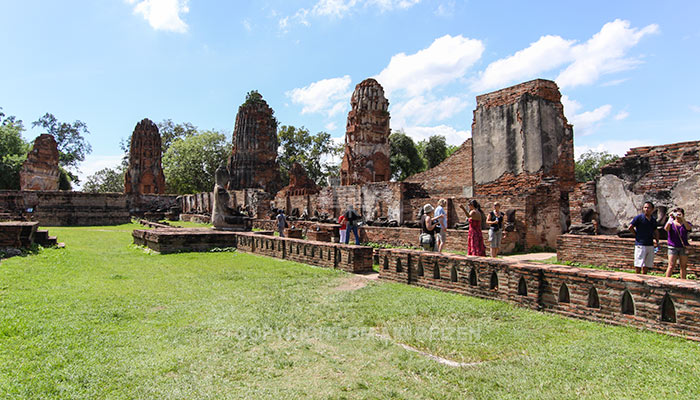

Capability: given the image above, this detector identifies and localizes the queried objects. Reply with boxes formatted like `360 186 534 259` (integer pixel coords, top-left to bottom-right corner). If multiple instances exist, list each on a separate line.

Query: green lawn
1 224 699 399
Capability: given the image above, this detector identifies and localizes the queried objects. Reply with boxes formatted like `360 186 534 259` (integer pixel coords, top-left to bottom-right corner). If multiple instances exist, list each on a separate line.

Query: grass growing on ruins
1 223 700 399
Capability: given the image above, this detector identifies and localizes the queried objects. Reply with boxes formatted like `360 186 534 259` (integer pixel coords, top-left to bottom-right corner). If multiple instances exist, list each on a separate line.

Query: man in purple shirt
629 201 660 274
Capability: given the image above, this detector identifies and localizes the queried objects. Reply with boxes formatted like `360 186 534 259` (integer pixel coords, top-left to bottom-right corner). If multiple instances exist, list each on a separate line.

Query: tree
389 130 424 181
32 113 92 185
277 125 340 186
162 130 231 194
421 135 449 169
575 150 620 182
157 119 198 153
0 108 29 190
82 167 125 193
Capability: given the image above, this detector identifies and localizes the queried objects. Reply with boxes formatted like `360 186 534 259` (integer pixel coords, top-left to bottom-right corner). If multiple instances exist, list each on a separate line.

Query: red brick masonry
377 247 700 341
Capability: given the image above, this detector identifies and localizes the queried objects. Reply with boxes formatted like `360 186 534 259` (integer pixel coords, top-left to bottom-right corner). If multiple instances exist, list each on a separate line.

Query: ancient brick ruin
340 78 391 185
227 92 281 193
125 118 166 195
19 134 60 191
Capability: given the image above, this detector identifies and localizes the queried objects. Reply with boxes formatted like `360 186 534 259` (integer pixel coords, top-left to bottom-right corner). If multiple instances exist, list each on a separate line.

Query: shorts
668 246 687 257
436 229 447 245
488 228 502 248
634 245 654 268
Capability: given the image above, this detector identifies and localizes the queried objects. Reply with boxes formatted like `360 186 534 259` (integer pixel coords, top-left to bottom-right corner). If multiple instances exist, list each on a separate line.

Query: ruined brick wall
227 93 281 193
340 79 391 185
313 182 403 223
19 134 60 191
404 139 473 196
125 119 166 195
275 163 320 215
596 140 700 230
127 194 178 215
472 79 575 195
0 191 130 226
179 189 271 219
569 181 597 225
377 248 700 340
557 234 700 276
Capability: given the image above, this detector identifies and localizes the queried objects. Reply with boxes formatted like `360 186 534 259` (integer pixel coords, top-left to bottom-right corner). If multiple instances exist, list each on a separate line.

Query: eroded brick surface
125 119 166 195
20 134 60 191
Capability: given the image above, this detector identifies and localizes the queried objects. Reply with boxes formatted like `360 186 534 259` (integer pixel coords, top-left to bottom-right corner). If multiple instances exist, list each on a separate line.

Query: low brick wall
132 228 373 273
252 219 518 253
557 234 700 275
0 221 38 247
377 248 700 340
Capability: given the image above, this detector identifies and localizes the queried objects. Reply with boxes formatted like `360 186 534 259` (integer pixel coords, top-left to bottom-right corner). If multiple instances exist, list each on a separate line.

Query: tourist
434 198 448 252
338 213 347 244
629 201 659 274
276 209 287 237
419 204 439 251
664 207 693 279
460 199 486 256
343 205 361 245
486 202 505 257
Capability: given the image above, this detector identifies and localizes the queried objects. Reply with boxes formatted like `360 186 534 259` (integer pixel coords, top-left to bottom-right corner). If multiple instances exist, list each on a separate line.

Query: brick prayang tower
125 118 166 194
20 134 60 191
340 78 391 185
227 91 281 193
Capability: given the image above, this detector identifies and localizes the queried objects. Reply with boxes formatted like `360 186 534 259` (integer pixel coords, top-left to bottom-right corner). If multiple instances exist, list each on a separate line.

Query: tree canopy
389 130 424 181
32 113 92 187
158 119 198 154
277 125 341 186
82 167 125 193
162 130 231 194
0 108 29 190
575 150 620 182
419 135 449 169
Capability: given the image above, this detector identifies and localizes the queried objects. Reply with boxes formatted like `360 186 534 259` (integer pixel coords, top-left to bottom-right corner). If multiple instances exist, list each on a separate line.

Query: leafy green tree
0 108 29 189
421 135 449 169
389 130 424 181
446 144 460 158
82 167 125 193
277 125 340 186
157 119 198 153
162 130 231 194
32 113 92 186
575 150 620 182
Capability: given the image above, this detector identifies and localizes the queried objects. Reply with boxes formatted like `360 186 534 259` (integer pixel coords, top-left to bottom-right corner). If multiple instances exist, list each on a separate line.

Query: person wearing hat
419 203 440 251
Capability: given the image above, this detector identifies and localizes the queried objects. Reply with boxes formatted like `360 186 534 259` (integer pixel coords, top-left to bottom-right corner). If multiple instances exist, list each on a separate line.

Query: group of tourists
419 199 505 257
630 201 693 279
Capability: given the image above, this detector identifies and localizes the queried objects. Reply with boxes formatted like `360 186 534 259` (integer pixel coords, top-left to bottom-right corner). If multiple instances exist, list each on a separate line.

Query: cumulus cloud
126 0 190 33
400 125 471 146
376 34 484 96
325 122 339 131
690 105 700 113
561 95 612 136
473 35 575 92
557 19 659 88
391 95 469 127
473 19 658 92
614 111 629 120
286 75 352 117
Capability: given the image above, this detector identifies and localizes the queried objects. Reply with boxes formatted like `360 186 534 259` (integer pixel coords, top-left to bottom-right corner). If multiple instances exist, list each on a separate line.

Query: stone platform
132 228 374 273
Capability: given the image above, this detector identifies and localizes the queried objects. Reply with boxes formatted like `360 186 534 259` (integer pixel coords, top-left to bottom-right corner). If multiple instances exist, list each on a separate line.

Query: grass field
1 224 699 399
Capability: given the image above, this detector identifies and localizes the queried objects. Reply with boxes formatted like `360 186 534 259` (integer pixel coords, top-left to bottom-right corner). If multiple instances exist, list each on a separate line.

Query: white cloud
397 125 470 146
325 122 338 131
574 140 650 158
434 1 455 17
690 105 700 113
472 19 657 93
614 111 629 120
557 19 659 88
473 35 575 92
286 75 352 117
242 19 252 32
560 95 582 117
376 34 484 96
281 0 422 30
391 95 469 127
570 104 612 136
127 0 190 33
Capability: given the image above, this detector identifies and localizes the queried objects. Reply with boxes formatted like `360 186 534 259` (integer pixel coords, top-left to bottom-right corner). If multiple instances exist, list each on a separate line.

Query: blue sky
2 1 699 186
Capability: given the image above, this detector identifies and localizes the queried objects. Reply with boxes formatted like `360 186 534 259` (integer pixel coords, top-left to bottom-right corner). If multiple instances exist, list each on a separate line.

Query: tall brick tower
227 91 281 193
125 118 166 194
340 78 391 185
20 134 60 191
